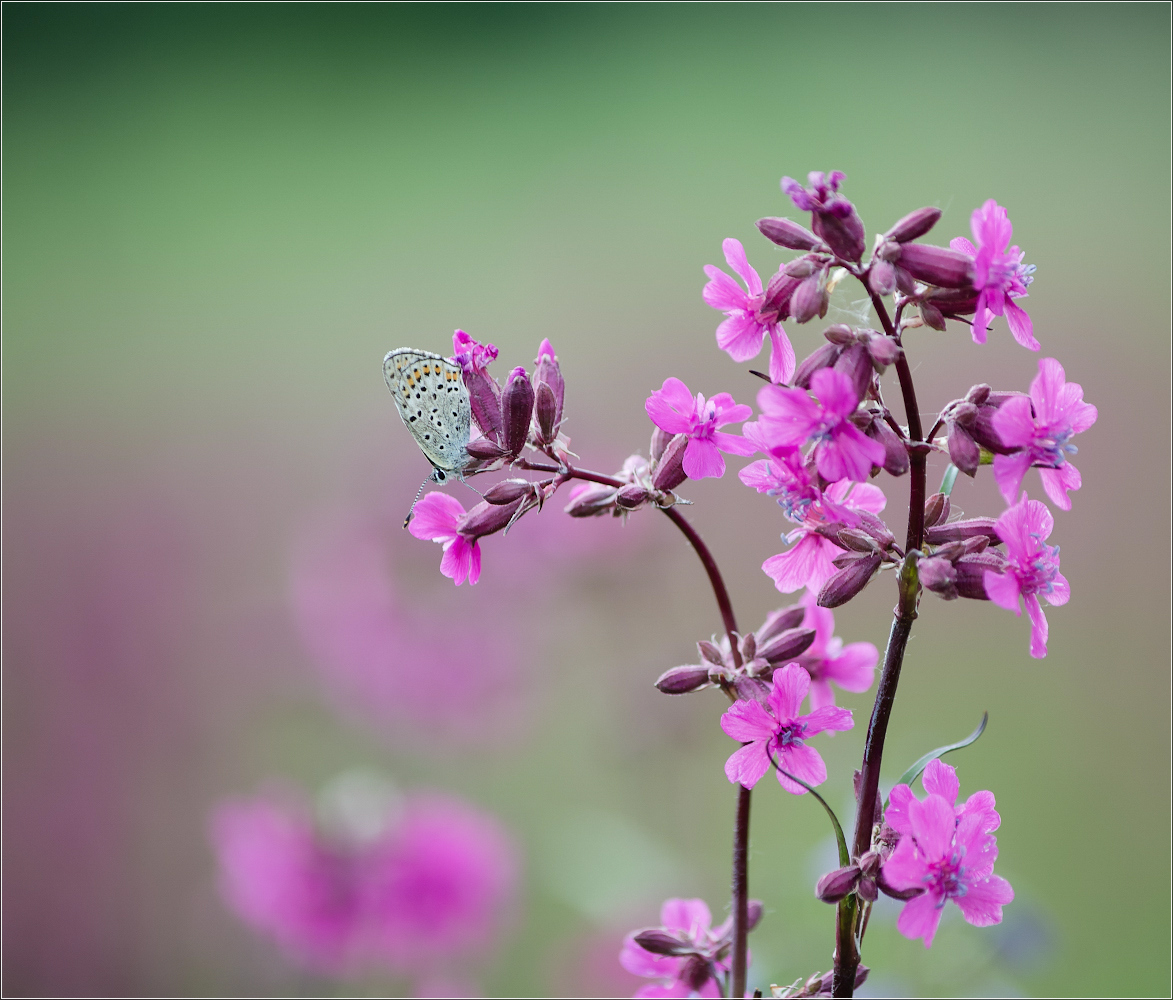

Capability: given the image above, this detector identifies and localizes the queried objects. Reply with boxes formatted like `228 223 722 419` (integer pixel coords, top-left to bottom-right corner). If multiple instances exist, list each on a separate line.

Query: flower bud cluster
935 384 1022 476
771 965 870 998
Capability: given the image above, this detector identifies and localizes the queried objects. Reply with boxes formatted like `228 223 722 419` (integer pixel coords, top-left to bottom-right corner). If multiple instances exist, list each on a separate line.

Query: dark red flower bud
466 437 510 460
564 483 617 518
458 494 533 539
919 301 947 331
755 603 806 644
868 260 897 296
866 417 909 476
783 257 818 278
947 422 981 475
756 216 825 251
654 665 712 695
966 383 992 405
837 528 878 553
531 339 565 445
762 269 801 321
633 929 694 956
924 492 951 527
650 424 673 463
680 955 712 993
823 323 855 345
793 342 842 389
833 344 873 401
790 271 827 324
816 865 861 903
463 370 504 445
483 479 533 504
897 243 973 288
924 517 1001 545
856 511 895 549
738 631 757 663
615 484 651 509
857 875 878 902
876 238 902 262
812 203 866 262
885 207 942 243
697 640 724 665
863 333 900 368
757 626 817 664
817 552 882 608
502 366 534 458
919 555 959 599
652 434 688 491
954 551 1007 600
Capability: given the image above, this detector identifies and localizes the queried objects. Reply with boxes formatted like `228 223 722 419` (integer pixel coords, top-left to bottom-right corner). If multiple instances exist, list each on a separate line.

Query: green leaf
888 712 989 804
939 464 959 496
769 749 849 867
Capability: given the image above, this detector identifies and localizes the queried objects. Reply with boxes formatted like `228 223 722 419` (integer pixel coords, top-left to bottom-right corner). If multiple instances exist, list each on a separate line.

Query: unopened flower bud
856 511 895 549
739 632 757 663
654 665 712 695
502 366 534 458
856 875 878 902
761 269 800 320
858 850 883 877
466 437 510 460
876 238 902 262
793 342 842 389
966 383 992 405
817 552 882 608
564 483 618 518
790 271 827 324
924 517 1001 545
924 492 951 527
458 495 532 539
746 899 764 932
822 323 854 345
783 257 817 279
697 640 724 665
462 371 504 445
734 676 772 704
757 627 816 664
833 344 873 401
837 528 878 552
919 300 947 331
652 434 688 491
897 243 973 288
531 339 565 444
756 216 825 251
755 603 807 644
866 417 909 476
483 479 533 504
812 202 866 262
962 535 990 554
919 556 959 599
633 929 693 956
955 551 1007 599
951 401 979 428
885 206 942 243
815 865 861 903
947 422 981 476
868 259 897 296
864 333 901 368
616 484 651 509
680 955 712 993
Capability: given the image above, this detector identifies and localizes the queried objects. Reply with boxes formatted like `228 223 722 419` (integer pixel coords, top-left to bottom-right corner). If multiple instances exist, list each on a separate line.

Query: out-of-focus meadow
3 5 1169 997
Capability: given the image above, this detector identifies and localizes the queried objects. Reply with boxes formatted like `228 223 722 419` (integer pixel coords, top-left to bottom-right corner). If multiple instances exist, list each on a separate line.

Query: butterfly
383 348 473 485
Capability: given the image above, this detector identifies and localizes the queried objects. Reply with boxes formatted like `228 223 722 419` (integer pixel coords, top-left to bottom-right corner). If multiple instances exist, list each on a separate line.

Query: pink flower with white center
757 477 887 593
703 238 796 384
881 790 1013 948
645 377 756 480
720 663 853 793
408 492 481 586
738 447 822 522
619 897 745 999
747 368 885 484
792 591 878 709
984 493 1069 658
885 759 1001 842
950 200 1038 350
991 357 1098 510
451 329 499 374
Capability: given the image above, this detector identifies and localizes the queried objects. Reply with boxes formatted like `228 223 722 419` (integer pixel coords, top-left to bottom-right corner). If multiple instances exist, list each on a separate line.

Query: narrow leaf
939 463 959 496
769 749 849 867
889 712 988 801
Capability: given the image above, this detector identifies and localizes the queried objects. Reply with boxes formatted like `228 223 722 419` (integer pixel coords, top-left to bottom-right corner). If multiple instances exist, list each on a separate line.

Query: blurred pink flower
792 592 878 710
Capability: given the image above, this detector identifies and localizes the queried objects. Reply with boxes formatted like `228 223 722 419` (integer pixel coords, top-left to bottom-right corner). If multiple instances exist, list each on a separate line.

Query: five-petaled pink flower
885 759 1001 844
645 377 756 480
408 492 481 586
991 357 1098 510
620 897 745 998
703 238 796 384
792 591 878 709
720 663 853 793
881 762 1013 949
984 493 1069 658
747 369 885 484
950 200 1038 350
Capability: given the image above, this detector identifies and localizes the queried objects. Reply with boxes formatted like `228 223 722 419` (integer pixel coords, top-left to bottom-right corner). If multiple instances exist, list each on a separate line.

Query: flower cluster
211 785 517 979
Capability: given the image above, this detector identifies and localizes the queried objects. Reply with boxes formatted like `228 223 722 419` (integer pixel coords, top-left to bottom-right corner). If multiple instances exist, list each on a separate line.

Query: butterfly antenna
402 477 430 528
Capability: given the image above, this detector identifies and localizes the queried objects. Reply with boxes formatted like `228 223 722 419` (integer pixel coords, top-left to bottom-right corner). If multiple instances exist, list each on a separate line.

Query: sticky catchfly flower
984 493 1069 658
408 492 481 586
645 377 756 480
720 663 853 793
991 357 1097 510
703 238 796 383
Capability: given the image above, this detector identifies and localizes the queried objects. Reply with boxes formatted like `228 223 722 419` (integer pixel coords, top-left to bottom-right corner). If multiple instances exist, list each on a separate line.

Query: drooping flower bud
924 517 1001 545
947 422 981 476
654 665 712 695
651 434 688 491
615 484 651 510
754 604 806 644
501 366 534 458
650 424 673 463
466 437 510 460
954 550 1007 600
896 243 973 288
817 551 882 608
793 342 842 389
783 257 818 279
812 203 866 263
458 494 535 539
885 207 942 243
919 555 959 599
531 339 565 445
816 865 861 903
697 640 724 665
632 929 693 956
863 332 901 368
761 269 801 321
790 270 828 324
924 492 951 528
756 216 826 251
868 259 897 296
823 323 855 345
836 528 878 553
919 300 947 331
833 344 873 401
564 482 618 518
483 479 533 504
757 627 817 664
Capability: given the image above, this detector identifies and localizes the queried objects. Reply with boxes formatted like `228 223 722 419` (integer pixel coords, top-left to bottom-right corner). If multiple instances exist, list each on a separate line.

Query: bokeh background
4 4 1169 997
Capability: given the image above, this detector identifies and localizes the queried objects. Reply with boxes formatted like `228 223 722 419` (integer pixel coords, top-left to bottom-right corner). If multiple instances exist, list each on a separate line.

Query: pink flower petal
823 642 878 692
908 794 957 862
683 438 726 480
720 698 778 743
775 742 826 794
408 492 465 542
984 568 1021 612
807 678 836 710
770 663 811 719
809 367 859 419
884 786 915 837
711 431 757 458
766 324 796 384
621 934 681 979
897 891 945 948
802 705 854 735
724 741 770 789
645 378 696 434
715 314 766 363
991 395 1036 450
1005 299 1038 350
722 238 762 296
1025 593 1049 658
993 451 1033 507
950 237 977 256
661 897 713 936
921 759 959 805
954 874 1014 928
762 535 837 594
1030 358 1066 417
971 295 991 345
703 266 749 312
960 790 1000 832
1038 463 1080 511
1046 571 1071 607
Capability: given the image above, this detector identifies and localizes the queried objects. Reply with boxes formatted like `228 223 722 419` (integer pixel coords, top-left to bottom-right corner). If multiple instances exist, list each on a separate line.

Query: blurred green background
3 4 1169 996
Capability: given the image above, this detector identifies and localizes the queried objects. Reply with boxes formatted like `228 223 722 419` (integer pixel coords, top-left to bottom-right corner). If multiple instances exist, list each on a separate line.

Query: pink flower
720 664 853 793
703 238 796 383
991 358 1098 510
950 200 1037 350
747 369 885 484
984 493 1069 658
645 377 756 480
756 477 887 593
620 897 756 998
792 591 878 709
881 764 1013 949
408 492 481 586
451 329 499 374
885 759 1001 842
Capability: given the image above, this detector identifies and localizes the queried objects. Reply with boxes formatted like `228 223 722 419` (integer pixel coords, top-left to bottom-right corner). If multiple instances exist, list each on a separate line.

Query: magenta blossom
703 238 796 384
992 357 1098 510
747 369 885 484
408 492 481 586
950 200 1038 350
756 477 887 593
720 663 853 793
739 447 822 522
881 780 1013 948
451 329 499 374
620 897 748 999
885 759 1001 842
645 377 756 479
792 591 878 709
984 493 1069 658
